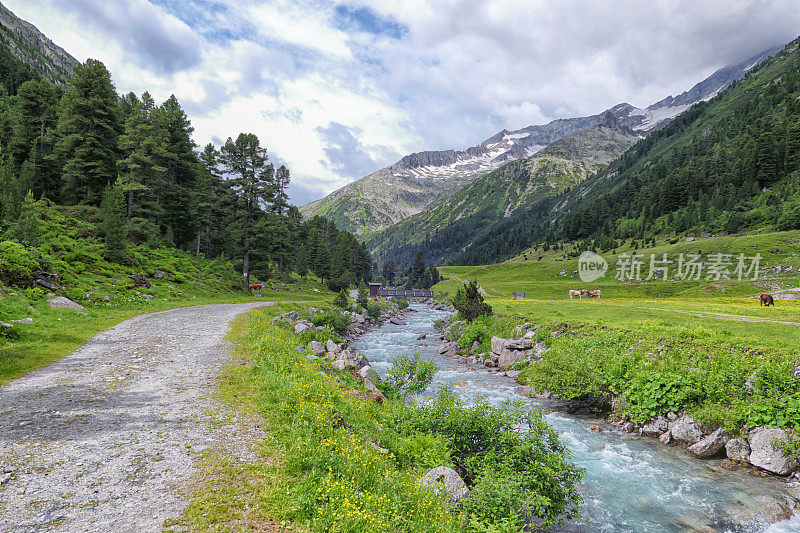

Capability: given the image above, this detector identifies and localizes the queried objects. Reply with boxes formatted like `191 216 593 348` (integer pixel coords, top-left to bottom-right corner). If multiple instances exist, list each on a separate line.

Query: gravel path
0 302 271 532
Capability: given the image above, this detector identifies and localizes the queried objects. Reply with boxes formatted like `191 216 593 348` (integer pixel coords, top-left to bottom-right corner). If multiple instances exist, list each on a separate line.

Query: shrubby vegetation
219 308 583 532
518 323 800 435
452 281 492 322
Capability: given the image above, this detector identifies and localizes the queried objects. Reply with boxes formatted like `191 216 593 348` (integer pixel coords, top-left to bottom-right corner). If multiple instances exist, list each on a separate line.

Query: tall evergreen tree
10 79 58 198
55 59 121 204
221 132 275 287
117 91 168 222
13 191 39 246
99 182 128 262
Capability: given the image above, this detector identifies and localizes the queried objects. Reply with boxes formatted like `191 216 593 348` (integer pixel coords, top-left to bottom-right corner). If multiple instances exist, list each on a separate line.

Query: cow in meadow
569 289 583 301
586 289 602 299
760 293 774 307
249 283 263 292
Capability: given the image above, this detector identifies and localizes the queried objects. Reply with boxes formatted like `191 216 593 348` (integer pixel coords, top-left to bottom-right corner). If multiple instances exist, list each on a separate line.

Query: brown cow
569 289 583 301
249 283 263 292
760 293 774 307
586 289 602 299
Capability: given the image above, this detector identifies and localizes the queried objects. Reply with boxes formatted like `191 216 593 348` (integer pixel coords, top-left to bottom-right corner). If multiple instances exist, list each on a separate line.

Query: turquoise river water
350 304 800 532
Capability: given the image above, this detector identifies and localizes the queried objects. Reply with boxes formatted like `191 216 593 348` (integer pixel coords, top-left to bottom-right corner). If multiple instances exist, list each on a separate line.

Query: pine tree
357 278 369 308
221 133 276 287
273 164 290 213
55 59 121 204
99 182 128 262
13 191 39 246
10 79 58 199
382 260 397 285
118 91 168 222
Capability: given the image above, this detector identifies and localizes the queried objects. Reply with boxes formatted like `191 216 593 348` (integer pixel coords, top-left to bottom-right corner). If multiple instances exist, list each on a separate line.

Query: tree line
0 56 370 287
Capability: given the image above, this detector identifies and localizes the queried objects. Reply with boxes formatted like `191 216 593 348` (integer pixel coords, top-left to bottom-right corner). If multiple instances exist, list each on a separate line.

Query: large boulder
293 321 312 334
497 348 530 370
669 416 704 444
725 438 751 462
389 316 406 325
505 339 533 350
687 428 729 458
307 341 325 355
326 339 343 354
47 297 86 311
419 466 469 503
749 427 799 475
490 336 506 355
641 416 670 437
350 312 365 324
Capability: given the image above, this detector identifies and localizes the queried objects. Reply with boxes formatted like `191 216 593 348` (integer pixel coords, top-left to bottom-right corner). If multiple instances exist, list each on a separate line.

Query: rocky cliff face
300 47 779 236
0 2 78 84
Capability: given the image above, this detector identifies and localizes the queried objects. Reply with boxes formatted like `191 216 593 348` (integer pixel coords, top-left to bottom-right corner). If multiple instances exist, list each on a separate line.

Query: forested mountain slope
366 114 639 266
448 37 800 265
301 47 779 236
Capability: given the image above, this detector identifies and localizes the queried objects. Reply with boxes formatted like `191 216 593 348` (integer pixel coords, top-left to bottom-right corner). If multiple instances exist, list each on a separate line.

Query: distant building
368 282 383 297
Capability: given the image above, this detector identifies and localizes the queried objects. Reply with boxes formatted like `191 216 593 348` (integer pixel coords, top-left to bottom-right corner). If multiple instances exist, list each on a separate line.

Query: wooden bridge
377 288 433 298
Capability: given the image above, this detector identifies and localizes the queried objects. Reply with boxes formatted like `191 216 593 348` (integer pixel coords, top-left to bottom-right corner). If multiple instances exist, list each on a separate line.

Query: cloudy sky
6 1 800 205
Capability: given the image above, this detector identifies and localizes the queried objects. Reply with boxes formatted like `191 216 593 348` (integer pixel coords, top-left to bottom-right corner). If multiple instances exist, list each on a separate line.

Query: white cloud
4 0 800 204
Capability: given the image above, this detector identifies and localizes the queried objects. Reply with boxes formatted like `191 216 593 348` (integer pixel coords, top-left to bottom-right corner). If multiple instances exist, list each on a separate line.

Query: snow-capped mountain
300 46 780 236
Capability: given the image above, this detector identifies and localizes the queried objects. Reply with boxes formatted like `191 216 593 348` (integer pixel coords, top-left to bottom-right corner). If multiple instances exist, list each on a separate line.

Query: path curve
0 302 271 532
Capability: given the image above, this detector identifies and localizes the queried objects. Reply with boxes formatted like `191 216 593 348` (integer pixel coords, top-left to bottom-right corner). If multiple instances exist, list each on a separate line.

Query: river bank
350 303 800 532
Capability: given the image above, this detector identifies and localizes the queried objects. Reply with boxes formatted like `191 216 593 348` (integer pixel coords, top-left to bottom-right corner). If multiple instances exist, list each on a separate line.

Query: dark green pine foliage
221 133 276 287
156 95 201 247
13 190 38 246
117 91 168 228
98 182 128 262
452 280 492 322
9 79 59 199
55 59 121 205
0 54 371 286
382 260 397 285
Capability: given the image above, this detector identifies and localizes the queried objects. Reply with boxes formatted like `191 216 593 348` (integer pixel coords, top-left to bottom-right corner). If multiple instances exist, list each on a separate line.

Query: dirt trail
0 302 270 532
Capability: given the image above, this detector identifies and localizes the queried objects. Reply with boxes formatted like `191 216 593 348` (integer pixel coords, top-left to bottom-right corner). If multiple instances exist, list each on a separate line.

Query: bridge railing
377 289 433 298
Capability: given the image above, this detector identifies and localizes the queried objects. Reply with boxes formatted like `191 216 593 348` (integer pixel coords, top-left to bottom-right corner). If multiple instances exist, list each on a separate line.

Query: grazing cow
586 289 602 299
249 283 263 292
760 293 774 307
569 289 583 301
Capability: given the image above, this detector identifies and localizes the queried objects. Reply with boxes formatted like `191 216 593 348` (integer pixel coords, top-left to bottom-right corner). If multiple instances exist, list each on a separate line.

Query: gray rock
0 321 11 328
659 431 672 445
140 294 154 300
642 416 670 437
28 305 41 314
295 346 305 352
0 472 11 485
389 316 405 325
350 313 365 324
12 318 33 325
505 339 533 350
726 438 751 462
505 370 521 379
667 412 678 421
308 341 325 355
669 416 704 444
326 339 343 354
786 480 800 501
490 336 506 355
331 360 351 371
749 427 799 475
416 333 426 340
622 422 636 433
419 466 469 503
687 428 729 458
47 296 86 310
283 311 299 321
293 321 312 334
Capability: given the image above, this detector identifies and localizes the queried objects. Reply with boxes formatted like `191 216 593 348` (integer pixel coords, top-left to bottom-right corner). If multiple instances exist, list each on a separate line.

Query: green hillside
367 120 638 266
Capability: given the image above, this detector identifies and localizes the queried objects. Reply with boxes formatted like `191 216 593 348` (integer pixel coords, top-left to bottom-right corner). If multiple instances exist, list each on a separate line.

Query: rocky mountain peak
0 2 79 84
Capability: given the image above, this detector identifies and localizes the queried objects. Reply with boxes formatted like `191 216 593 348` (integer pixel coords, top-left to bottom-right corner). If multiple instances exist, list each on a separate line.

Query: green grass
435 230 800 434
176 302 583 532
437 230 800 352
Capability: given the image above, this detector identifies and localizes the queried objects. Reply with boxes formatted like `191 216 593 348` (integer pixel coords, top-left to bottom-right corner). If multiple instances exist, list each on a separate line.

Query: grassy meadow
437 230 800 352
